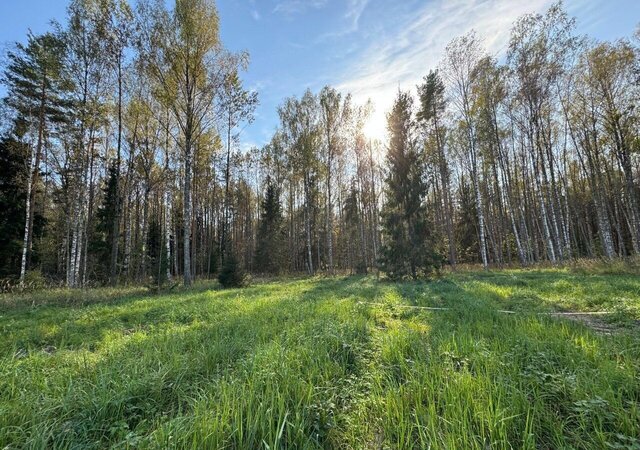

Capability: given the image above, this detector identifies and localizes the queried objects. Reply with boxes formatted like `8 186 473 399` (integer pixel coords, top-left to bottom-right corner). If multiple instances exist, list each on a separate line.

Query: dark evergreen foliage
0 121 37 277
417 70 446 124
254 178 285 274
3 31 71 132
92 163 120 281
344 182 367 274
218 245 248 288
146 216 167 287
379 91 440 279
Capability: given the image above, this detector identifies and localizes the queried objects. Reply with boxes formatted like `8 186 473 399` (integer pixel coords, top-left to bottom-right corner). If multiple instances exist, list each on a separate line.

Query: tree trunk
183 141 192 286
19 76 47 285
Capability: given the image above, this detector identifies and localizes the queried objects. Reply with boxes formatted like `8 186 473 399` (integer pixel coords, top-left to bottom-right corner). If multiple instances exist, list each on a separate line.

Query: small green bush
21 270 47 290
218 252 249 288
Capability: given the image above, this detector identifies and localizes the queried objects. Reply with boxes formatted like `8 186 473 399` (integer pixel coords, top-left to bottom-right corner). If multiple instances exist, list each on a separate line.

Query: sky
1 0 639 148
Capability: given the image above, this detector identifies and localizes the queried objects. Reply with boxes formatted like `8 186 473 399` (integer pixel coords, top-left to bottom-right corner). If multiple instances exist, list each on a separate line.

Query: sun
362 111 387 143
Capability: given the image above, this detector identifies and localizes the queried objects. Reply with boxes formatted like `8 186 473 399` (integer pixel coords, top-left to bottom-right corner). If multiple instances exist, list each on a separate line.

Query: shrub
218 251 248 288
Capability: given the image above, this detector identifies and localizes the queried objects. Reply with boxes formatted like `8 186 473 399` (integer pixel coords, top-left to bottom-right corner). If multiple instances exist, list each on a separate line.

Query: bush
218 251 248 288
21 270 47 291
355 261 368 275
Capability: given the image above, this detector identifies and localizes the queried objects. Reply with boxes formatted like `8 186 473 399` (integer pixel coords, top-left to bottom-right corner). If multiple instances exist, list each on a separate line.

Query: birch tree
139 0 222 286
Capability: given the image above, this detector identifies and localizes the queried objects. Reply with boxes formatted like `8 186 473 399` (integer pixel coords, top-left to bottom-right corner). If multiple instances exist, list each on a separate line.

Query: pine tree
3 31 71 284
254 178 285 274
379 91 440 280
417 70 456 267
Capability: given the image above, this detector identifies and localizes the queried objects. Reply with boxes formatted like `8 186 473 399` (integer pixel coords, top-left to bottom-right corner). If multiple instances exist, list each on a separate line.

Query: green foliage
380 91 440 279
20 269 47 291
218 247 248 288
0 121 32 277
3 31 71 128
208 245 220 276
92 162 120 282
254 179 285 274
0 270 639 448
417 70 446 124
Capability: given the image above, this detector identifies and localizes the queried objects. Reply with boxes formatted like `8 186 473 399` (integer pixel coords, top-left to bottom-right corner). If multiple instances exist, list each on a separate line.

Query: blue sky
1 0 639 146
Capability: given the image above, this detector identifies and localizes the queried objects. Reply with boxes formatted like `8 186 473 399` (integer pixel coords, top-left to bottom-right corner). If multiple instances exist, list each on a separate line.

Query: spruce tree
379 90 440 280
254 178 285 274
218 244 248 288
93 163 120 282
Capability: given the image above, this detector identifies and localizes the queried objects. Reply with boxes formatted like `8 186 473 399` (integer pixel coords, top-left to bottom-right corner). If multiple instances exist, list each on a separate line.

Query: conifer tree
94 163 120 281
379 91 439 279
3 31 71 284
417 70 455 266
254 178 285 274
218 243 248 288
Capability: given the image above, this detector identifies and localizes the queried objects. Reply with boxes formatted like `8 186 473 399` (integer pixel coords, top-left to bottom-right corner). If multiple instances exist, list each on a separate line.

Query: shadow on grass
359 277 640 449
2 279 337 355
1 278 377 448
3 274 640 449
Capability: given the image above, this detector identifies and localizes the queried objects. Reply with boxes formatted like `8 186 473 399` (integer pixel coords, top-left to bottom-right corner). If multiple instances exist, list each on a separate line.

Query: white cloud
317 0 370 41
247 0 261 21
273 0 329 16
336 0 554 141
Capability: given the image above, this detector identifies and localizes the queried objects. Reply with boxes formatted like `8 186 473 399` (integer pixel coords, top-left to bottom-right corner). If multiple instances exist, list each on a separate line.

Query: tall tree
379 90 439 279
417 70 456 266
508 2 579 262
443 32 489 268
254 178 285 274
585 42 640 254
3 31 71 285
219 64 258 262
319 86 350 274
96 0 133 285
279 90 320 275
65 0 111 287
140 0 222 286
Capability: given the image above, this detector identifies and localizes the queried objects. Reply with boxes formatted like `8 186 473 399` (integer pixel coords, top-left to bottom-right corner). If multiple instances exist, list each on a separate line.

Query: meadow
1 268 639 449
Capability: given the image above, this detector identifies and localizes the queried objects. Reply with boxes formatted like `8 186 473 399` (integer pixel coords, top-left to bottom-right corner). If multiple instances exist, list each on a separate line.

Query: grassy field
1 268 639 449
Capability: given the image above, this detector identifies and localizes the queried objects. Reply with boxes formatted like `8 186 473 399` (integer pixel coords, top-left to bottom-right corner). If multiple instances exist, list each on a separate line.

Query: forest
1 0 639 289
1 1 640 448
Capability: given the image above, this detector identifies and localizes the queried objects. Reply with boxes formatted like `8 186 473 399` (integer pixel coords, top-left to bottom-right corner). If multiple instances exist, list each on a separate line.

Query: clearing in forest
1 269 639 449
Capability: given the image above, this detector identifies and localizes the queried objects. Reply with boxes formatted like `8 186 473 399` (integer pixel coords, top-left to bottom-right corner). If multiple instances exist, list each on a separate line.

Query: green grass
1 269 639 449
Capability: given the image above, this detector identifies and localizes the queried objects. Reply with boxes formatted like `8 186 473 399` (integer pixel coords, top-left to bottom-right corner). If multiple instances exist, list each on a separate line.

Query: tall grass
0 270 638 448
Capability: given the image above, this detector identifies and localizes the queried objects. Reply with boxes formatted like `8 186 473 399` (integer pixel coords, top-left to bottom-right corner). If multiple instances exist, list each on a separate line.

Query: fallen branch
356 302 613 316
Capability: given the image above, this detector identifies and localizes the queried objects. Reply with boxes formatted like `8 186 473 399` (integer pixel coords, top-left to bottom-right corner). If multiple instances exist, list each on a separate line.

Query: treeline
1 0 639 287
